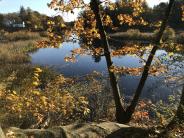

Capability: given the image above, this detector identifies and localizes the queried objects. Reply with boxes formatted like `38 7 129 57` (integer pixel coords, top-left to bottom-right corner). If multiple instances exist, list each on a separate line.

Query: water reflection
30 42 184 102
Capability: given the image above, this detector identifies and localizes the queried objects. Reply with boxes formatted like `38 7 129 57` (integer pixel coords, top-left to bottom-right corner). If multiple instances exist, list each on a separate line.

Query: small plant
1 67 90 128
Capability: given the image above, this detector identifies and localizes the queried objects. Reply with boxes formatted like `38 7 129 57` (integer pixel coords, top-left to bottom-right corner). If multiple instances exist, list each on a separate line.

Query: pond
30 41 184 102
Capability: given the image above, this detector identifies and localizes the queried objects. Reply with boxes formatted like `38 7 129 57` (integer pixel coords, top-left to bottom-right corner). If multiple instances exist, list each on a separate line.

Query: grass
0 30 42 42
109 29 154 43
0 31 51 90
109 28 184 44
0 40 38 65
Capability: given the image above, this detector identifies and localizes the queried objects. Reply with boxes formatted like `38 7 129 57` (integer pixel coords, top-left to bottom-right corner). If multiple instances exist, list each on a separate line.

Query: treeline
0 6 64 31
104 0 184 32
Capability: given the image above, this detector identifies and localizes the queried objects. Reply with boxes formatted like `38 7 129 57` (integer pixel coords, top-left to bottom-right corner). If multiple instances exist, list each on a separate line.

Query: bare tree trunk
90 0 126 123
125 0 175 122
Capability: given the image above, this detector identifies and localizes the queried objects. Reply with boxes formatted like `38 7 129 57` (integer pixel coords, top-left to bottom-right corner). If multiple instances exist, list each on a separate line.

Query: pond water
30 42 184 102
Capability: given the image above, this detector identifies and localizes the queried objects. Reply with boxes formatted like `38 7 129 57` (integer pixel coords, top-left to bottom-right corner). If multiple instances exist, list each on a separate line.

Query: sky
0 0 169 21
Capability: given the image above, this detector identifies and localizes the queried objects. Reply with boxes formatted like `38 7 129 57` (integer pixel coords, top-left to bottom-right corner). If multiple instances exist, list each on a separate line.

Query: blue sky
0 0 168 21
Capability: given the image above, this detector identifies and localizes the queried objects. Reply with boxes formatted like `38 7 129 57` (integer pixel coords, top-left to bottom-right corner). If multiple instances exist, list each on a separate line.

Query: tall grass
110 29 154 42
0 40 37 64
0 30 41 42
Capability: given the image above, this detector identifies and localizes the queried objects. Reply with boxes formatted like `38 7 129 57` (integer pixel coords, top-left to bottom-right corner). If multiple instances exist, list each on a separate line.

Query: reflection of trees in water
92 54 101 63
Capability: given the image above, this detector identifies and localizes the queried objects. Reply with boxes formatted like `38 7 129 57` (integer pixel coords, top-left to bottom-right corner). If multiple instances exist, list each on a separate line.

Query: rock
5 122 150 138
0 127 5 138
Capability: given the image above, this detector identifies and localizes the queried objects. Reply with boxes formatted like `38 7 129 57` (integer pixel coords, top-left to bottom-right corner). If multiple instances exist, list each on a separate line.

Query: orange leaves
182 5 184 21
111 45 140 57
116 0 147 26
132 100 150 122
72 48 87 55
109 65 167 76
149 65 167 76
110 65 142 76
117 14 147 26
103 15 113 26
64 55 76 63
74 18 84 32
118 14 134 26
133 111 149 120
48 0 85 12
3 68 90 125
93 47 104 56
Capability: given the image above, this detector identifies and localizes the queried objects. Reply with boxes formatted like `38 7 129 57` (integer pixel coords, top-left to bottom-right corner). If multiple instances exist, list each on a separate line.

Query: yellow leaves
118 14 134 26
12 90 17 95
49 0 85 12
35 67 43 73
32 81 39 86
153 21 162 28
47 20 55 25
32 67 42 86
71 48 87 55
110 64 167 76
182 5 184 21
84 108 90 116
108 3 116 11
168 52 174 57
32 90 41 95
41 96 48 105
156 112 165 126
110 65 142 76
93 48 104 56
103 15 113 26
149 65 167 76
111 45 140 57
64 56 76 63
61 23 66 28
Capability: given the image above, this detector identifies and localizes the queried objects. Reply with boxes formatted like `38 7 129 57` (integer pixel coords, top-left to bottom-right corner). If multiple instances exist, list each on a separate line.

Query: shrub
176 32 184 44
1 68 90 128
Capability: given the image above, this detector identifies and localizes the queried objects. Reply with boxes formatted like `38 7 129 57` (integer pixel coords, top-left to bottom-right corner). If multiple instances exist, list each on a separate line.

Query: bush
176 32 184 44
0 68 90 128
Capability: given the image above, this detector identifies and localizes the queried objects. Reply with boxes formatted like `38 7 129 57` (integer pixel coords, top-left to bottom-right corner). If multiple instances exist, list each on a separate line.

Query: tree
0 14 3 28
46 0 176 123
19 6 27 22
26 8 43 30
